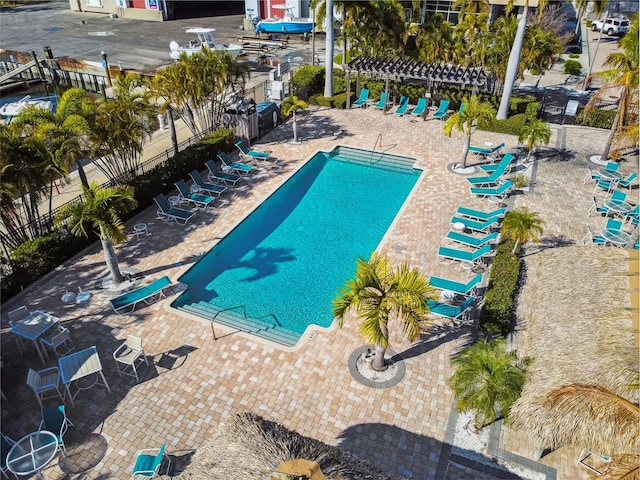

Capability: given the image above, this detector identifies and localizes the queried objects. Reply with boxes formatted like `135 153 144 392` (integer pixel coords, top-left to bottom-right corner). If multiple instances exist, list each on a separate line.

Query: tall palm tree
57 182 137 285
324 0 334 97
583 14 639 161
333 252 436 371
522 23 563 86
281 96 308 143
91 74 155 182
501 207 544 254
416 14 456 64
497 0 548 119
443 96 497 169
518 119 551 162
448 338 530 429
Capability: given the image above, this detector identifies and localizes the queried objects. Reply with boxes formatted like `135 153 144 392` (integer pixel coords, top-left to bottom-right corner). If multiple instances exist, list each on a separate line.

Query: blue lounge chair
431 99 451 120
426 296 476 323
618 172 637 188
205 161 241 186
451 215 501 233
438 244 493 265
154 195 196 225
470 142 505 158
174 180 215 209
394 96 410 116
373 92 390 110
189 170 227 197
457 207 505 221
470 180 514 199
110 276 174 314
466 167 508 186
478 153 515 173
410 97 428 117
429 273 483 296
132 444 171 479
352 88 369 108
447 230 500 249
235 140 270 162
215 154 253 176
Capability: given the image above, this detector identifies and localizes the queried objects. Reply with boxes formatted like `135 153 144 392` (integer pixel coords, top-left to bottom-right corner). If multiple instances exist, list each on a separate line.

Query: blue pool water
173 146 421 346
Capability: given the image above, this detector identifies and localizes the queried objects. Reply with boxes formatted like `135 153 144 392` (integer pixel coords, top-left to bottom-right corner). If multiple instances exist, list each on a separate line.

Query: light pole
101 51 112 87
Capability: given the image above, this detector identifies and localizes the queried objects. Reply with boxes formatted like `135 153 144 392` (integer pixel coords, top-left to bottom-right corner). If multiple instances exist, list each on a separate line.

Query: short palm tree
448 338 530 429
57 182 137 285
518 119 551 162
333 252 436 371
281 96 308 143
501 207 545 254
444 95 497 169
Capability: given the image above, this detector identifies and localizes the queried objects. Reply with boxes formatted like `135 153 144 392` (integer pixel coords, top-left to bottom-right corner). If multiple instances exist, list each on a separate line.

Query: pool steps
329 146 418 172
177 300 300 347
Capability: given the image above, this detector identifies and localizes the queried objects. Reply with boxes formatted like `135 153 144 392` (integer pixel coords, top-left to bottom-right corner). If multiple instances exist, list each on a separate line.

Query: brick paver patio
1 106 635 479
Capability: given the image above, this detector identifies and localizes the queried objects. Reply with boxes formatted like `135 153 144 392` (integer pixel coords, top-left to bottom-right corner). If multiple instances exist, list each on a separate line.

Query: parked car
591 16 630 36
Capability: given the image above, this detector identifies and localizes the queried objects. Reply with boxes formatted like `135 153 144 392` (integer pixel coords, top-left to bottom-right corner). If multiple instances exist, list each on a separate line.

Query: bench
110 276 174 314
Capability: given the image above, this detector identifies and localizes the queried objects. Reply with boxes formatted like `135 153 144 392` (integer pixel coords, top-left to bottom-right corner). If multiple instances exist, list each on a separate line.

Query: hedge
576 106 616 129
479 238 522 336
1 128 234 301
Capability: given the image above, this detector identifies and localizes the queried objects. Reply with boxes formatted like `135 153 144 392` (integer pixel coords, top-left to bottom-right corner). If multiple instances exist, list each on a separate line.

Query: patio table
599 169 623 181
601 228 632 248
10 311 60 364
604 198 633 216
6 430 58 480
58 346 111 407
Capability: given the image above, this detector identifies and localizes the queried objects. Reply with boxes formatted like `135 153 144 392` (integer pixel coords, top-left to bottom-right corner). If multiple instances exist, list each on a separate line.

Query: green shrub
586 19 593 27
479 238 522 336
576 106 616 129
524 102 540 122
293 65 325 95
308 92 351 109
564 59 582 75
478 113 527 136
568 53 580 59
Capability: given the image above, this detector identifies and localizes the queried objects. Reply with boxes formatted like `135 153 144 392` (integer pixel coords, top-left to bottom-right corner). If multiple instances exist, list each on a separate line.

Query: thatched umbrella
176 412 402 480
509 246 639 458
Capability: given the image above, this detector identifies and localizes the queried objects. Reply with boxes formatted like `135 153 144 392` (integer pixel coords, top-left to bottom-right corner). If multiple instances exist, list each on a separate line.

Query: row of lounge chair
352 89 455 120
426 205 506 323
111 142 274 315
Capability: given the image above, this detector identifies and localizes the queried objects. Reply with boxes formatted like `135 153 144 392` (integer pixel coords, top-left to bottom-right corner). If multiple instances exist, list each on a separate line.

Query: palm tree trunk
601 109 619 161
497 3 528 120
167 108 178 156
511 238 520 254
76 161 89 189
100 226 124 284
292 111 298 142
372 344 387 370
461 135 471 169
324 0 334 97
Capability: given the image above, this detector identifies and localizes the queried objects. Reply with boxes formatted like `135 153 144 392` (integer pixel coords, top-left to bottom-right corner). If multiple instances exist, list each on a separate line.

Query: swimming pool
172 146 421 346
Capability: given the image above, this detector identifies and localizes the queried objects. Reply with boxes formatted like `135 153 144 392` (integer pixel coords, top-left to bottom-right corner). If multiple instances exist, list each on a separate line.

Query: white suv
591 17 630 36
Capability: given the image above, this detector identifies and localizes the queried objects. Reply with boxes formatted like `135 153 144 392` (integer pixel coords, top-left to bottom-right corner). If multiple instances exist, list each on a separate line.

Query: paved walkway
1 106 636 480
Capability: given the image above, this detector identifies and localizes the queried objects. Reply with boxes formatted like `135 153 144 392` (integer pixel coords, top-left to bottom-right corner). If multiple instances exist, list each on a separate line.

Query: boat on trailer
169 28 243 60
255 6 314 35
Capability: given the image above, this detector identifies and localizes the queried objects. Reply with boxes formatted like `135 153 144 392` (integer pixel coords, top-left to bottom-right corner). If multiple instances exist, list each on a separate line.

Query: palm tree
416 14 456 64
443 96 497 169
501 207 544 254
448 338 530 429
583 14 639 161
333 252 436 371
324 0 334 97
91 74 155 182
281 96 308 143
522 23 563 87
57 182 137 285
518 119 551 162
497 0 548 119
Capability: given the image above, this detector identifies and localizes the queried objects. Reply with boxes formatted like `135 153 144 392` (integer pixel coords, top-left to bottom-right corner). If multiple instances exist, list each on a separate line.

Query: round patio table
599 169 623 181
7 430 58 480
601 228 631 248
604 198 633 216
